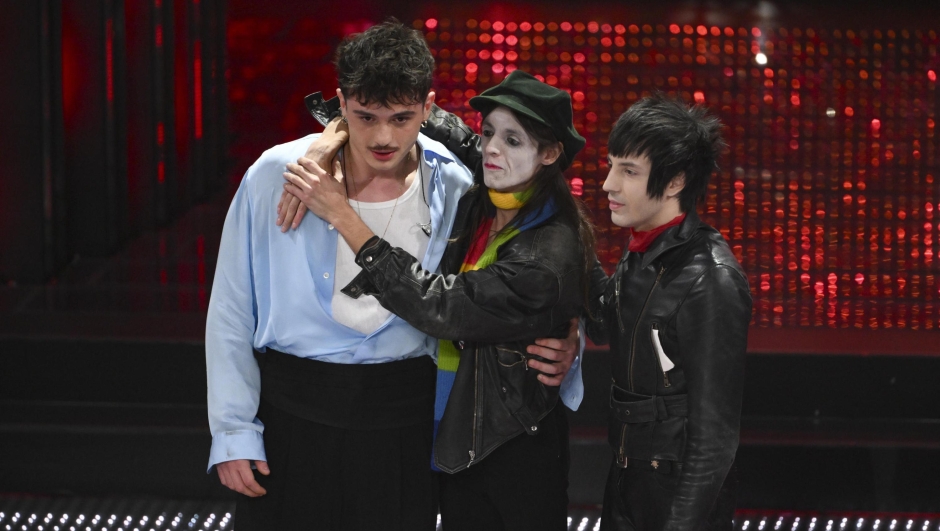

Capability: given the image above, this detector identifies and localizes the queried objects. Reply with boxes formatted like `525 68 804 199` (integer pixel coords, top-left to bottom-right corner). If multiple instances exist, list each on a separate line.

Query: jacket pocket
495 346 527 368
489 345 555 437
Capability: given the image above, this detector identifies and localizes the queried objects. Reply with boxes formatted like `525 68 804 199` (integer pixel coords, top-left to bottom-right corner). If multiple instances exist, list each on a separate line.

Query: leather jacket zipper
618 422 628 466
628 266 665 391
469 348 479 466
615 274 626 334
651 323 671 388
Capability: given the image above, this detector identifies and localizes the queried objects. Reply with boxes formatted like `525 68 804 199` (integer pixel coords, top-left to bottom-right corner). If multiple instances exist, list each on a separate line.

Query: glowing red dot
492 21 504 31
561 21 572 31
693 91 705 103
492 64 504 74
492 50 505 61
855 274 864 285
929 70 937 82
724 67 734 77
574 53 585 63
752 28 761 37
764 68 774 78
845 106 854 117
465 63 478 73
573 91 585 102
871 118 881 130
570 177 584 196
696 25 707 36
669 24 680 34
425 18 438 30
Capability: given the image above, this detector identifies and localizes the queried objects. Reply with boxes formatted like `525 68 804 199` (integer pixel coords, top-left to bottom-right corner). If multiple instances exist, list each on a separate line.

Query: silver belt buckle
615 455 629 468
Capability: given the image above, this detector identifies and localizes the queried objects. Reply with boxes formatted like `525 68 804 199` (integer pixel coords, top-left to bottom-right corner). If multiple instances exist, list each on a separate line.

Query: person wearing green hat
283 69 595 530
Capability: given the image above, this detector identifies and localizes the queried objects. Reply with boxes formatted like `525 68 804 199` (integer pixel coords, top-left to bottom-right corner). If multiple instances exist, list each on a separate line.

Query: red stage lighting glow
194 41 203 139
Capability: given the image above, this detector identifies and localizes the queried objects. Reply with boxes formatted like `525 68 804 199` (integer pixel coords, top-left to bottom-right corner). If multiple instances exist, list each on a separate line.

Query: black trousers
235 399 437 531
235 351 438 531
600 460 737 531
438 404 570 531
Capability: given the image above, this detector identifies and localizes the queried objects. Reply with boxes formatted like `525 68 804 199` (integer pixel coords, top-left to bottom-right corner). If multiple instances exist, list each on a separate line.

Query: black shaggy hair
334 18 435 107
607 93 726 212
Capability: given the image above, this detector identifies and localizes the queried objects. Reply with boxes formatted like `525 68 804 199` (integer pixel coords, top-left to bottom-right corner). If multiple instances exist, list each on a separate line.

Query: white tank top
331 165 432 335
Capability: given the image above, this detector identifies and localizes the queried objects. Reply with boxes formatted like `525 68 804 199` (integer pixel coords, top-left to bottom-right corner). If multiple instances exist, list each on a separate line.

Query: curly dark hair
607 93 726 213
334 18 434 106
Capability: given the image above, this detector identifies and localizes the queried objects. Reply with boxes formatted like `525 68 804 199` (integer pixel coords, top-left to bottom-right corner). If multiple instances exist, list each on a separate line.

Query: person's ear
666 172 686 198
423 91 436 122
540 141 563 166
337 88 347 120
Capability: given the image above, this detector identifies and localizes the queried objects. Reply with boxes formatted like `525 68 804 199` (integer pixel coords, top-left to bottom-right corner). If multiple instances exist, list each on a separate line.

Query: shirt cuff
560 353 584 411
207 428 267 473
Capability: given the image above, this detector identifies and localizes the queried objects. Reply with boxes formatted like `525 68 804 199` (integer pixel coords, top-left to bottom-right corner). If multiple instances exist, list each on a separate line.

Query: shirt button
365 256 373 263
328 224 334 230
323 272 330 279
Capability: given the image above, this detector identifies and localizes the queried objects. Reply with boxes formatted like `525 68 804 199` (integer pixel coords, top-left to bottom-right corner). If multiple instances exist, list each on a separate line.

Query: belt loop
655 396 669 421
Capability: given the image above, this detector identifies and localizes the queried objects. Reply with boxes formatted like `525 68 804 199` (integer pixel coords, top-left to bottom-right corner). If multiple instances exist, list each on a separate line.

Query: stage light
755 52 768 64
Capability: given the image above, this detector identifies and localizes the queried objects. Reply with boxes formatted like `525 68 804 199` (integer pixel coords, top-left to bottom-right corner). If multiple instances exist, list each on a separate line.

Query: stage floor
1 497 939 531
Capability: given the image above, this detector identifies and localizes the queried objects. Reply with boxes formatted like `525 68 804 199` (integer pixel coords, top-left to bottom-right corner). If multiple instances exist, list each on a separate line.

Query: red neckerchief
628 214 687 253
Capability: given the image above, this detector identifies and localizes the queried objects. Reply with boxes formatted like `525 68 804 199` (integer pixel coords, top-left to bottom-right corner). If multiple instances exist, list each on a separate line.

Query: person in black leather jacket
283 71 596 531
587 94 752 531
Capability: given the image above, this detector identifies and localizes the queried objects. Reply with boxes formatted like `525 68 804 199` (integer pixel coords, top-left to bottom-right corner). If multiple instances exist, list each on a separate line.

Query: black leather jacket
305 93 583 473
587 213 752 531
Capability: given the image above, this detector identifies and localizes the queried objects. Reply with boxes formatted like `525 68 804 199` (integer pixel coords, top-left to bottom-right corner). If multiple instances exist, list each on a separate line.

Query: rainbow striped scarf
432 192 557 469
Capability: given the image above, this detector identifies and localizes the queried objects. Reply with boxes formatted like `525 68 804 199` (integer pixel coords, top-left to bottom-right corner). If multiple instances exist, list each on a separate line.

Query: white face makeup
480 107 544 192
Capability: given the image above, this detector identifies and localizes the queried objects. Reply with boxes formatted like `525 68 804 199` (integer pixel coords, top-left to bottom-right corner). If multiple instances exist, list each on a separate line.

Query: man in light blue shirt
206 19 581 531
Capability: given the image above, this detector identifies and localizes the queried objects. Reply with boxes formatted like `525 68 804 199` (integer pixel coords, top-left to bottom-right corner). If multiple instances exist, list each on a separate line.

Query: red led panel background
227 5 939 342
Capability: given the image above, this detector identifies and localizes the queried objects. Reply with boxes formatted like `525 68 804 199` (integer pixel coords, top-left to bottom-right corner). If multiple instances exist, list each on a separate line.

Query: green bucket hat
470 70 586 170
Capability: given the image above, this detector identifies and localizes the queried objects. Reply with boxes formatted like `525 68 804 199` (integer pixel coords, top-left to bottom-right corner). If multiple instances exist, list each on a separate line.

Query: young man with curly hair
206 19 580 530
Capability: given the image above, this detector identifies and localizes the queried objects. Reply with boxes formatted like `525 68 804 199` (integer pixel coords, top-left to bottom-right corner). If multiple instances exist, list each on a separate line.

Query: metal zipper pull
468 450 476 464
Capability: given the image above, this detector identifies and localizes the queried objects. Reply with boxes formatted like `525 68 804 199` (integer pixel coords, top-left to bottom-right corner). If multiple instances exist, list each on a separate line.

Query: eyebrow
352 109 417 119
482 121 524 137
607 158 643 168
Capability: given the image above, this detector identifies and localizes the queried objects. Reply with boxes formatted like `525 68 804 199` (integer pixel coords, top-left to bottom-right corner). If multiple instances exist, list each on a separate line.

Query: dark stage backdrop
227 1 939 352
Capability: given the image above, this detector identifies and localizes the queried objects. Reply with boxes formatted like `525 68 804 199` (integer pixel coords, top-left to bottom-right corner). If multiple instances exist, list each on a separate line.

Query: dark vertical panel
124 0 157 230
171 0 193 214
202 0 228 194
62 0 129 257
43 1 68 277
159 0 177 223
0 0 64 283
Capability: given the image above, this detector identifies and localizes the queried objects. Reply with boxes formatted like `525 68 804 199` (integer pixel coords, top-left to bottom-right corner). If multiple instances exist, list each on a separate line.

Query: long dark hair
462 107 597 308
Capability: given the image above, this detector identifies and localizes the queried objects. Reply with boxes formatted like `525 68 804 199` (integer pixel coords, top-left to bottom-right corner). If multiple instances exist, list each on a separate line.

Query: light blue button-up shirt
206 133 583 471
